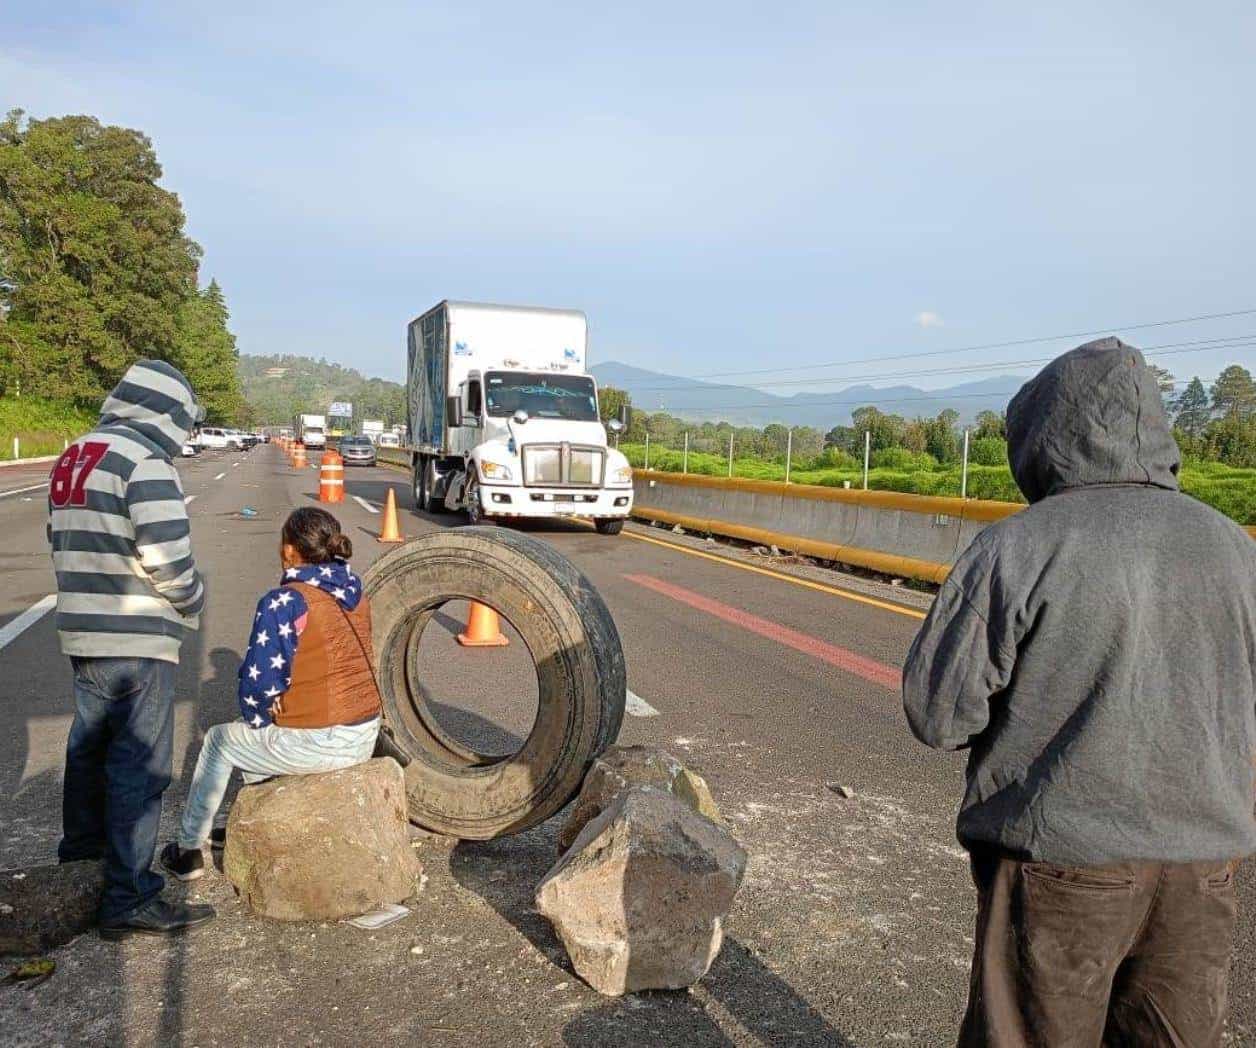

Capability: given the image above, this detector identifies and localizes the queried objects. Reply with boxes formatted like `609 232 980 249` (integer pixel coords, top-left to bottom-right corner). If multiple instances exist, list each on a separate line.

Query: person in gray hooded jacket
50 359 216 939
903 337 1256 1047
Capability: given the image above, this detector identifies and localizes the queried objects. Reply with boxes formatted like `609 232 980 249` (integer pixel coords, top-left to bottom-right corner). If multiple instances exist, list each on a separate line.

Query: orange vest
273 582 382 729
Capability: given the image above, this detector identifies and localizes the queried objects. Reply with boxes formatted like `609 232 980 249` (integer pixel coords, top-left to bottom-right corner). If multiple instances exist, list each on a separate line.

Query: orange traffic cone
292 443 307 470
378 487 404 543
319 450 344 503
457 602 509 647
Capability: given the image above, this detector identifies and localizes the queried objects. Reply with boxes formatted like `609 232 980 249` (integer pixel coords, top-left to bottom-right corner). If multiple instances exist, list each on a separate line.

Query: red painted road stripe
624 573 903 691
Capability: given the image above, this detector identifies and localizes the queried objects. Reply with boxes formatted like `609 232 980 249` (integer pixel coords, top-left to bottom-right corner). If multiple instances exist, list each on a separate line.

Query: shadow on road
450 828 854 1047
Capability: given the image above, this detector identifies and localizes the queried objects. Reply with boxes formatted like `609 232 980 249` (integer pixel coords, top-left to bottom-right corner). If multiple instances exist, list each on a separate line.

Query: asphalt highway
2 445 1252 1046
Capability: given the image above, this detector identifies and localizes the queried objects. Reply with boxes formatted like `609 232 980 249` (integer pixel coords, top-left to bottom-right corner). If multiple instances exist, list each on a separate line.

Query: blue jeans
60 657 176 921
177 718 380 849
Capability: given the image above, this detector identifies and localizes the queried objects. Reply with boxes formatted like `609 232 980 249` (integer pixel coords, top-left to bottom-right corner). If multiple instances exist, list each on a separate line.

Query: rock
769 545 781 556
223 758 421 921
408 824 458 850
558 745 723 854
671 524 685 535
826 783 856 799
0 861 105 955
536 788 747 996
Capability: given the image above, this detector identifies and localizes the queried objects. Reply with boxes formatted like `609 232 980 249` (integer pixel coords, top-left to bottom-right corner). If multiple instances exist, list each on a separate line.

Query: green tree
0 110 201 403
1205 412 1256 468
921 409 959 464
597 385 631 426
823 424 857 452
1210 365 1256 419
1173 377 1211 439
761 422 790 460
1148 365 1175 412
973 410 1006 439
173 279 243 423
850 406 904 451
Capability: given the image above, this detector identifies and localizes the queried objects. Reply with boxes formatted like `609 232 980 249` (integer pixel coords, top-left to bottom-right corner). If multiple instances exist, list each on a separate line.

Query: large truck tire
363 526 627 839
595 518 625 535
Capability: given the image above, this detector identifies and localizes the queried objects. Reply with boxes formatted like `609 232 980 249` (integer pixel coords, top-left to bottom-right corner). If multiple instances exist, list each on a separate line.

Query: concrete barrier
632 471 1014 584
633 472 1256 582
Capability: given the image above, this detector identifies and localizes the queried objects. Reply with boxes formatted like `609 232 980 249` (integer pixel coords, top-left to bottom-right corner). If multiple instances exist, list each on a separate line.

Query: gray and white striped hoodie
48 360 206 663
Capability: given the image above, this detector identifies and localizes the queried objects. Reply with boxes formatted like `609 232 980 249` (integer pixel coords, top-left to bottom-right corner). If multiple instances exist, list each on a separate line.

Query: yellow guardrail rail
631 470 1254 584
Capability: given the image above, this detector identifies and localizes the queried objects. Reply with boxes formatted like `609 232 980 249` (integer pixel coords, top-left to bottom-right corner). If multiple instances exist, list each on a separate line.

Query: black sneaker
160 842 205 881
209 827 227 851
100 897 215 940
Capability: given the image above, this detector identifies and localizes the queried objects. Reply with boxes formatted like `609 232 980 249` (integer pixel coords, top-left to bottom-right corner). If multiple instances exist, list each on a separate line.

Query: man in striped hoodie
50 359 215 938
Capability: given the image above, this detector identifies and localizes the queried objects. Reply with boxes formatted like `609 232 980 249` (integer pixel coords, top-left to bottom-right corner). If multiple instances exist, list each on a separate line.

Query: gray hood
99 359 203 457
1006 337 1180 504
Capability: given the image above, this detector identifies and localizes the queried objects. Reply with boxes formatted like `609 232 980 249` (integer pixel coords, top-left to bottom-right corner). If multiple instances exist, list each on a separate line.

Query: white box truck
296 413 327 449
362 419 385 443
407 301 633 533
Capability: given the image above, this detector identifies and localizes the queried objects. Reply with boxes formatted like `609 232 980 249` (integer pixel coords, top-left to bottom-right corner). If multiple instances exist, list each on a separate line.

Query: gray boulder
0 860 105 955
558 745 723 854
536 787 747 996
223 757 421 921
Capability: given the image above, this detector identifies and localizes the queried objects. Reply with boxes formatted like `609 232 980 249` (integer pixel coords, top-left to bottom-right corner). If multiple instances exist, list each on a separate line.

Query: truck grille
521 444 604 487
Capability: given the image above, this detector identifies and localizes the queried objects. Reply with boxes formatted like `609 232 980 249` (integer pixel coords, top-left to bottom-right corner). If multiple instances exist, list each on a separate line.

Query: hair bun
327 532 353 560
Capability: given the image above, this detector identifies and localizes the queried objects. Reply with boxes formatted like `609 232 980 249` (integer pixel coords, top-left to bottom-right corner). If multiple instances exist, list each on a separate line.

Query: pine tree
173 279 243 423
1173 377 1211 438
1210 365 1256 419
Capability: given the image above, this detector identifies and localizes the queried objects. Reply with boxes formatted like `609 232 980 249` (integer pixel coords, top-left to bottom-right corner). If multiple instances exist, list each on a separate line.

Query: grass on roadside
0 397 98 461
621 443 1256 524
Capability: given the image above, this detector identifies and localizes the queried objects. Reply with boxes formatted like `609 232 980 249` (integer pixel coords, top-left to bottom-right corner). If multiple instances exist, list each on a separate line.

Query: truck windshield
484 372 598 421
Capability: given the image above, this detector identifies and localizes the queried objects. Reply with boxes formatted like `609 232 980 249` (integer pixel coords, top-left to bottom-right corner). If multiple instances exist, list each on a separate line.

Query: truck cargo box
407 301 588 456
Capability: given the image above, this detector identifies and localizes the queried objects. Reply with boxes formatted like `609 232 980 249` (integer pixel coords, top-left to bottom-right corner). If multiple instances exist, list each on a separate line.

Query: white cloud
916 310 945 329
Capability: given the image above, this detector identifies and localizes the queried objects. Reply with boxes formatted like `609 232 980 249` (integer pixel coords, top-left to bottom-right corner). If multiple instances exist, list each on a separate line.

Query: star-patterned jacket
237 560 365 728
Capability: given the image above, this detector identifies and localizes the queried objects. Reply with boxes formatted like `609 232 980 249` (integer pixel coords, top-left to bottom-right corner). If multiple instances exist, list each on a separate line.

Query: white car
197 427 245 450
378 432 401 448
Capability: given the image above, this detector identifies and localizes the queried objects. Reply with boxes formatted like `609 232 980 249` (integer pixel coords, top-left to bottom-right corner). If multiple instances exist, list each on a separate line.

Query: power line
627 307 1256 388
633 336 1256 397
627 334 1256 394
641 340 1256 417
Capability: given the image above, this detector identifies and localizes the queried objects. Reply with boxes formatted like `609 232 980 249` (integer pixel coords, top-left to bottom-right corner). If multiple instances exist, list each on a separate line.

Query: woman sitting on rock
162 507 382 880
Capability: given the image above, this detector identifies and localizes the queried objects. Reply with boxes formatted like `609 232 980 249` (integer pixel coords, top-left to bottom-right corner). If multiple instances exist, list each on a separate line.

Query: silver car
339 436 377 466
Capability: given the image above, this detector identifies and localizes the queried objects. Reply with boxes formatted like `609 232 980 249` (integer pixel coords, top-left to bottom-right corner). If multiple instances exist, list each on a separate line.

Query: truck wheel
464 476 483 525
364 527 627 839
413 456 428 512
423 459 447 514
595 518 625 536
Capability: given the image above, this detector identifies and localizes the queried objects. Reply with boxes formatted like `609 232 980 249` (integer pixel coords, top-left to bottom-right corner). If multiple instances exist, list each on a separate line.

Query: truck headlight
480 460 513 482
612 466 633 485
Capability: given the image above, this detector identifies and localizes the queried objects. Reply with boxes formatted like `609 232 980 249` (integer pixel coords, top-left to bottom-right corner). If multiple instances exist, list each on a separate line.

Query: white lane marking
213 472 226 481
625 690 660 717
0 482 49 499
0 595 57 652
233 463 240 469
184 495 196 505
353 496 380 514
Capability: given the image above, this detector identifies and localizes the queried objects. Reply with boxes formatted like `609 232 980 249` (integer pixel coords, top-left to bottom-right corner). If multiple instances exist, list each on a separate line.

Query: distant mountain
589 361 1028 427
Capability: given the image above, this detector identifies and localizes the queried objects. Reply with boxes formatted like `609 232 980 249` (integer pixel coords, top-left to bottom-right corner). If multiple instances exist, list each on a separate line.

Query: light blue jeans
177 718 380 849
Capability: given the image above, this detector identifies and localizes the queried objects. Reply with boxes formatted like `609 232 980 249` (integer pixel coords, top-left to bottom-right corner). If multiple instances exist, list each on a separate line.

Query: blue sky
5 1 1255 394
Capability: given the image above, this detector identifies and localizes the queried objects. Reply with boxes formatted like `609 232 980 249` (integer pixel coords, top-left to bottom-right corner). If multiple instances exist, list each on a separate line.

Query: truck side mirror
512 409 529 425
617 404 632 429
446 395 463 428
607 418 624 434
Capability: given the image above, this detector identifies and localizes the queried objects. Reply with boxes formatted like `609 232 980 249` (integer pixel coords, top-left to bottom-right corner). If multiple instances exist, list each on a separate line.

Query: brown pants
958 849 1239 1048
